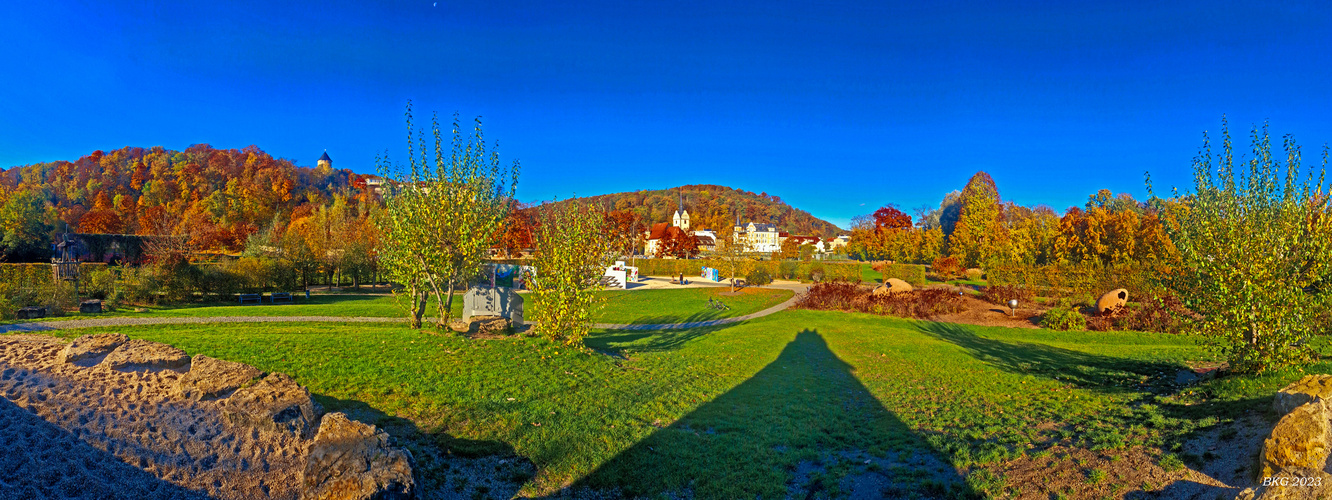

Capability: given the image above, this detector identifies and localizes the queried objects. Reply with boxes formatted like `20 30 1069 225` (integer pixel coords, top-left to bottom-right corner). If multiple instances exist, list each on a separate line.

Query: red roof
646 222 671 240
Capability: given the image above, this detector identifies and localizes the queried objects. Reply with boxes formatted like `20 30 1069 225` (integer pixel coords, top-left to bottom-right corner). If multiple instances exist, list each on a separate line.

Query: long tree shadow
584 324 733 354
561 329 973 499
913 321 1188 393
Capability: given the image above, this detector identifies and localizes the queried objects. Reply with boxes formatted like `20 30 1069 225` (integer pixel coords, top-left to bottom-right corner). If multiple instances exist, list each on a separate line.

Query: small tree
528 199 611 345
378 103 519 329
1153 120 1332 373
713 227 747 292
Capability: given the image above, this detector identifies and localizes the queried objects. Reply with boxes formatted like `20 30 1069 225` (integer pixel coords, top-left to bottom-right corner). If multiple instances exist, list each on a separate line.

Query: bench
17 306 46 320
239 293 263 304
271 292 293 304
732 278 748 289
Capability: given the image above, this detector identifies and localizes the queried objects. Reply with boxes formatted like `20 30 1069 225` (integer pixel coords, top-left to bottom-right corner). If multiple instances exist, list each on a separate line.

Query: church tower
672 190 690 231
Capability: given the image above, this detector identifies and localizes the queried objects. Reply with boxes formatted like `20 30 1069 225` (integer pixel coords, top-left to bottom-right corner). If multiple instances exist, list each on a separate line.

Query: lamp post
1008 299 1018 317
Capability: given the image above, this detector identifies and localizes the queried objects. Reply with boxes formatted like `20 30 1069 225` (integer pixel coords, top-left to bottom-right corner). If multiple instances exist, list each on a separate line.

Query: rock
473 316 511 335
1260 402 1331 478
79 300 102 314
58 333 129 365
447 319 471 334
1244 467 1332 499
101 339 190 371
872 278 914 296
222 373 322 439
448 316 512 335
16 306 46 320
301 412 415 500
1276 375 1332 417
1095 288 1129 315
173 355 264 401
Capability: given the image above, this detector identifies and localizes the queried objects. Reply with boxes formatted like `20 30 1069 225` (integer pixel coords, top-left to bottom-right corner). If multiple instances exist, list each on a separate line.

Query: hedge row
878 263 927 286
630 259 862 282
987 261 1168 304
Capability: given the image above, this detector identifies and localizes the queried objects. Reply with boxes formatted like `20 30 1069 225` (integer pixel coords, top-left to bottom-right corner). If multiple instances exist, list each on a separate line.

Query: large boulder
58 333 128 365
872 278 914 296
101 338 191 371
222 373 322 439
1260 401 1331 478
302 412 415 500
1095 288 1129 316
1275 375 1332 417
173 355 264 401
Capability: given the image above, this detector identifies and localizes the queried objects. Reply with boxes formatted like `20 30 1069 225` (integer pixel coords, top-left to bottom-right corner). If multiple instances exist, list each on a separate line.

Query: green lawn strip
10 288 792 326
20 308 1285 498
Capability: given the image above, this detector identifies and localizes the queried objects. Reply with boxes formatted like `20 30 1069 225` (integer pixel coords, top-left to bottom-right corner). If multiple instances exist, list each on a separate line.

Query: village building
733 221 780 253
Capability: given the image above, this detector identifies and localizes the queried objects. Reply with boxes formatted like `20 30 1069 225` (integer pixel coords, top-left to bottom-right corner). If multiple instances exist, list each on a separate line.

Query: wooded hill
0 145 368 260
570 184 845 238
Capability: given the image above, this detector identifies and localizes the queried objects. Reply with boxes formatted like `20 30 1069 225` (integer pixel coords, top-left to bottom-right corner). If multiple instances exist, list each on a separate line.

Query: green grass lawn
17 309 1316 498
12 287 792 326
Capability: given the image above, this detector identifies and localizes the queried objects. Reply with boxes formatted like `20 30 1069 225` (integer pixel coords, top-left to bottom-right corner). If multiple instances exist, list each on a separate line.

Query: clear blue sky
3 1 1330 228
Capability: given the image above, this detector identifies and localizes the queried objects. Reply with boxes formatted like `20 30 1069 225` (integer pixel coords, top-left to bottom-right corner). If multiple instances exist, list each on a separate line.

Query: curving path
0 284 808 334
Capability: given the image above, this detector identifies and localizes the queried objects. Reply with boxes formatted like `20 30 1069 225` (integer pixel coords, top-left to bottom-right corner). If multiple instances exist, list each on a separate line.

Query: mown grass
18 308 1311 498
12 287 791 326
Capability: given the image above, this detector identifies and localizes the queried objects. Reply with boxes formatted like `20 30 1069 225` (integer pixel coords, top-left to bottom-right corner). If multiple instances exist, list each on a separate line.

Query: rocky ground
0 333 413 500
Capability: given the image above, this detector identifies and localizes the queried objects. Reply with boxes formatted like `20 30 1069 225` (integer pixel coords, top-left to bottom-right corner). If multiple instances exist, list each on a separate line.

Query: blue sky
2 1 1330 228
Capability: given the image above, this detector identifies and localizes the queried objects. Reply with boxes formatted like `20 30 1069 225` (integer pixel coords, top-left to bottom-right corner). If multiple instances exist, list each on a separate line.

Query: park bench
271 292 293 304
731 278 747 290
239 293 263 305
17 306 46 320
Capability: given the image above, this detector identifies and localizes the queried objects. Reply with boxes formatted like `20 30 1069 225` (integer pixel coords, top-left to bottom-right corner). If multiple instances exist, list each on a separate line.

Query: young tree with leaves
377 104 519 329
1153 120 1332 373
528 199 611 345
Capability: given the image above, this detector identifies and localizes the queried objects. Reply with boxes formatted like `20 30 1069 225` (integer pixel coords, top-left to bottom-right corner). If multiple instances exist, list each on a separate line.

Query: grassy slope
22 309 1309 498
15 288 792 326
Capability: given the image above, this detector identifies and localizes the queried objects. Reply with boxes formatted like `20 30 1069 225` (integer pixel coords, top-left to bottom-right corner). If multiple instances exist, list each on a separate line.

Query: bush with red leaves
983 284 1034 307
795 280 964 319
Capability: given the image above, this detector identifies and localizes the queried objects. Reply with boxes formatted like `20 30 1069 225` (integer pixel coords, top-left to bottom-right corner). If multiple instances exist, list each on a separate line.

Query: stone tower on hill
317 151 332 170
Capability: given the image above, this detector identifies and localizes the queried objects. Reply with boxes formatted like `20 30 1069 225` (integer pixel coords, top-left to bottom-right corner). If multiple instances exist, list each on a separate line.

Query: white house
733 222 781 253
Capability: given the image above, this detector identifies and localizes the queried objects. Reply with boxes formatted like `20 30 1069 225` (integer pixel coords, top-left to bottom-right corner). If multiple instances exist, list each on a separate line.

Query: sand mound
0 334 416 500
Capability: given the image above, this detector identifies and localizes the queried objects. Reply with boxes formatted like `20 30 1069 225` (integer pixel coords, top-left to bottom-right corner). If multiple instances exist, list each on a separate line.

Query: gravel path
1 285 808 334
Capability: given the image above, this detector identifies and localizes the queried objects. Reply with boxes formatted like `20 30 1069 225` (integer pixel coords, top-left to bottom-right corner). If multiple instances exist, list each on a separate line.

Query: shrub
1116 295 1190 334
1041 306 1087 331
778 260 800 280
983 284 1034 306
529 200 612 345
964 268 984 281
879 263 926 286
795 280 964 319
931 256 962 280
806 263 826 282
746 267 773 286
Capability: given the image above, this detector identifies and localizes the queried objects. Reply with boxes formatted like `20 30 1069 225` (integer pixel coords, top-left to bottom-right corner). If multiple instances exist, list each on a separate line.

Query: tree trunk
411 288 426 329
440 281 456 328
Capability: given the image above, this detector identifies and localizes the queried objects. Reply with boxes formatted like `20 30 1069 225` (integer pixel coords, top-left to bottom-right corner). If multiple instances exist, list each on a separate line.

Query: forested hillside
574 184 844 237
0 145 372 261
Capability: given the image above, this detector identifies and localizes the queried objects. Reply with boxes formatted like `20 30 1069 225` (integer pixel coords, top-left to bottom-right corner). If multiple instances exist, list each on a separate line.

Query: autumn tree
1154 120 1332 373
948 172 1005 268
655 228 699 259
528 199 611 345
0 189 54 261
604 209 644 257
377 105 519 329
